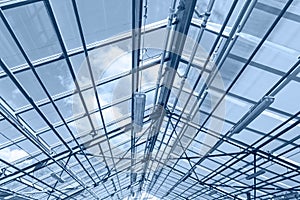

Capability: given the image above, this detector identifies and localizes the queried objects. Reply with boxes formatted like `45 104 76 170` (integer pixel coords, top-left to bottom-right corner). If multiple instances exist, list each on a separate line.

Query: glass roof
0 0 300 199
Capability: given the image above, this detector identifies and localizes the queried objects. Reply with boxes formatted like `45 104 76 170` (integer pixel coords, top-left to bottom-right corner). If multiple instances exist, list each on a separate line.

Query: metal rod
71 0 123 197
131 0 143 197
152 0 239 195
153 0 177 106
154 0 294 197
147 0 216 192
140 0 197 195
0 5 102 192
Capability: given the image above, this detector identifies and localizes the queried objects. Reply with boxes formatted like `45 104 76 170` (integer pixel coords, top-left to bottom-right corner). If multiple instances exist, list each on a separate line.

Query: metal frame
0 0 299 199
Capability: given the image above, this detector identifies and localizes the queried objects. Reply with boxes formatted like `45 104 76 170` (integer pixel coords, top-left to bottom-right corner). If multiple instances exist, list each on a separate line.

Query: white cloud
63 96 73 105
57 75 74 91
0 147 28 163
12 88 21 99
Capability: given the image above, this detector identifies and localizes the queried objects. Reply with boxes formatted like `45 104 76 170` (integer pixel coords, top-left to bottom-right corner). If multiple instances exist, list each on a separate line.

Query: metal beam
139 0 197 195
130 0 143 197
0 4 103 192
0 19 168 79
151 0 239 196
71 0 123 197
156 0 294 198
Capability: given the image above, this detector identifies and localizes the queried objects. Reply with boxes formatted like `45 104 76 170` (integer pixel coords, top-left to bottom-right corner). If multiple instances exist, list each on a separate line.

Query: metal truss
0 0 299 199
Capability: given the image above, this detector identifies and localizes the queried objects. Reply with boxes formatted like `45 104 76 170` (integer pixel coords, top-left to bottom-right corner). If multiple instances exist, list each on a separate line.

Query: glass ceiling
0 0 300 199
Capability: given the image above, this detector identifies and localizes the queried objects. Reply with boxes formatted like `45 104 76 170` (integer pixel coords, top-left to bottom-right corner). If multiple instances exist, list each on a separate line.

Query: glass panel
36 59 75 96
0 19 26 68
15 69 47 102
50 0 82 50
230 65 281 101
76 0 131 44
4 2 62 61
0 120 23 141
0 77 29 109
0 145 29 164
18 109 48 131
272 81 300 114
